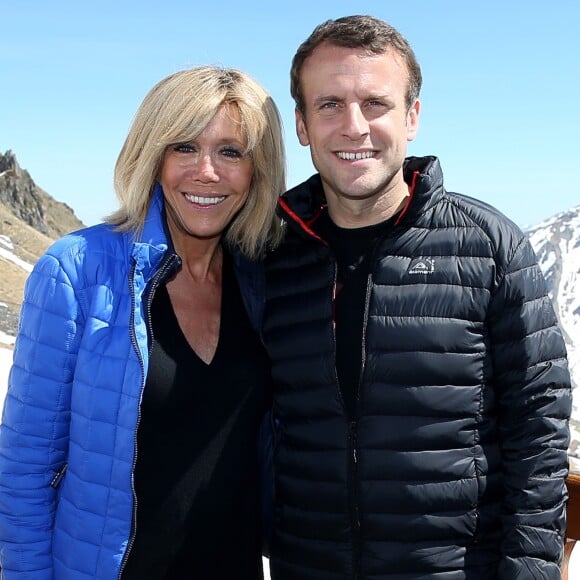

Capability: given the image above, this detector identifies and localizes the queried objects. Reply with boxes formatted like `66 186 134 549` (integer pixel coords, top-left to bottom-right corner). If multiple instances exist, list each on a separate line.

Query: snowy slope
527 206 580 469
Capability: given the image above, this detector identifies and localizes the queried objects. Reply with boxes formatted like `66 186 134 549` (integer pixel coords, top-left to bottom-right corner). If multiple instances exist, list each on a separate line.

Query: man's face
296 42 420 223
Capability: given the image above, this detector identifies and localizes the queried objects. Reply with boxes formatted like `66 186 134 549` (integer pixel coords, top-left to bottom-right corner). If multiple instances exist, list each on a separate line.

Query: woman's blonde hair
107 65 286 258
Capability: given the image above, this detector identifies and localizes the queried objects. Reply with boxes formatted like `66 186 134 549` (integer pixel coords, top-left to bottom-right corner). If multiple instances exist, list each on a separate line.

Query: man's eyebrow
312 94 343 107
312 93 395 106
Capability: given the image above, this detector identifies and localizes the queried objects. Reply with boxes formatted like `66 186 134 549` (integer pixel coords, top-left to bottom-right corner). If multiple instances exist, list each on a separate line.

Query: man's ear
406 99 421 142
295 107 310 146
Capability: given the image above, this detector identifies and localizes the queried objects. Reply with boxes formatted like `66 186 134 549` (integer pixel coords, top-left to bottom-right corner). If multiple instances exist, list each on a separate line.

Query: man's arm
489 236 571 579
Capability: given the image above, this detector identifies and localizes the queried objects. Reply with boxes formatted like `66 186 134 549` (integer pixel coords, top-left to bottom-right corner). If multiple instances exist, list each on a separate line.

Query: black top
122 251 270 579
314 211 393 419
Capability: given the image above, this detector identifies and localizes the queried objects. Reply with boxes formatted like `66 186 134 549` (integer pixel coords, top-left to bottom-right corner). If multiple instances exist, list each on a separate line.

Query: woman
0 65 285 579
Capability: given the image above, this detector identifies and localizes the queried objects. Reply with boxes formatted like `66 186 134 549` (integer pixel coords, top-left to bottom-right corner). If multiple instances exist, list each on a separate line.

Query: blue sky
1 1 578 229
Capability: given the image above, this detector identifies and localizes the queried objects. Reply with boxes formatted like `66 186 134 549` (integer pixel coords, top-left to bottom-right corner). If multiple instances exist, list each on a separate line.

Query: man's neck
326 185 410 228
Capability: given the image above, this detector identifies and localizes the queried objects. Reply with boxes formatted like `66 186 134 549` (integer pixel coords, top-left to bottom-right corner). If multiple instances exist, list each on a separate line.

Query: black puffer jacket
262 156 571 579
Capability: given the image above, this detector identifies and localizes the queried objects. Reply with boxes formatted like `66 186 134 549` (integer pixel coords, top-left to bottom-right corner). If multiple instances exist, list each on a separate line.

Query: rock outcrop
0 150 85 337
0 150 84 239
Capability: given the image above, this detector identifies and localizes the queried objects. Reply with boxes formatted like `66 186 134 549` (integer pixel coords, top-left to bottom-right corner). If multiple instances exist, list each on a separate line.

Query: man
262 14 572 579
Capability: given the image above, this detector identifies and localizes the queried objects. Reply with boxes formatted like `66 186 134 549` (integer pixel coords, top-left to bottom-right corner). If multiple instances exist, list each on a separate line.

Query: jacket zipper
50 463 68 488
117 252 180 579
317 226 368 580
282 196 399 579
349 420 361 580
323 246 361 579
284 208 373 579
350 273 373 580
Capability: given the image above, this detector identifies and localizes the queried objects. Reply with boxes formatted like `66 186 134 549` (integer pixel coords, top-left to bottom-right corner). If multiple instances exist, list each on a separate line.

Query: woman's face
159 104 253 250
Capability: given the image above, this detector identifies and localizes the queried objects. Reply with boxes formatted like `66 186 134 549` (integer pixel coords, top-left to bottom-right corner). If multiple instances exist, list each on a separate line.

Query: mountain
527 206 580 390
526 206 580 467
0 150 84 337
0 150 84 239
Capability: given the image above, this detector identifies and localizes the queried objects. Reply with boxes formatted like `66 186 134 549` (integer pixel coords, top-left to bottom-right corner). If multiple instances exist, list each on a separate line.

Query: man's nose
342 104 370 140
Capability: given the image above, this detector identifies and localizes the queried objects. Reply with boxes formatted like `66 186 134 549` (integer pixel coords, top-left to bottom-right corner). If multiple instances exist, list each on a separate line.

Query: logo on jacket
407 257 435 275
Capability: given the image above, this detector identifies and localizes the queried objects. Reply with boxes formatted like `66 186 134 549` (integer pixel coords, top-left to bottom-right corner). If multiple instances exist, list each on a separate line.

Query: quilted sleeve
489 235 572 579
0 250 84 579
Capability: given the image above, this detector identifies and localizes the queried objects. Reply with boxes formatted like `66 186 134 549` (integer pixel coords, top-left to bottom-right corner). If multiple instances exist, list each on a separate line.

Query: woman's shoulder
45 223 127 260
32 223 131 284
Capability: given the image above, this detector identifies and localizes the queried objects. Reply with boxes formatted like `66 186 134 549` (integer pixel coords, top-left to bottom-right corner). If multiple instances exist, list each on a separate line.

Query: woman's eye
221 147 243 159
174 143 195 153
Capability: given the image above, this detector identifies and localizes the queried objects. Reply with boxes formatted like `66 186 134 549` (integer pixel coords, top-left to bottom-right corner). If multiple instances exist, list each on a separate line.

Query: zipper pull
50 463 68 488
350 420 358 464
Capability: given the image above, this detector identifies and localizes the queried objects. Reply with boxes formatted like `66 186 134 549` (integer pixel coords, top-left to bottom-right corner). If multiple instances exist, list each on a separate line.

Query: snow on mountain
0 234 33 272
0 347 12 392
526 205 580 468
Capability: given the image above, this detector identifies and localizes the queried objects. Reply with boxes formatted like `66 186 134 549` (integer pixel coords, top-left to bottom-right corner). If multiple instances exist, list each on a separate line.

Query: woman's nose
194 153 220 182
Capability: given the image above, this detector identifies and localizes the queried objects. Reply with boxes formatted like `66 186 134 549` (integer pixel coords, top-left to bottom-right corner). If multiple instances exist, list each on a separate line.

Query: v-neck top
122 251 271 579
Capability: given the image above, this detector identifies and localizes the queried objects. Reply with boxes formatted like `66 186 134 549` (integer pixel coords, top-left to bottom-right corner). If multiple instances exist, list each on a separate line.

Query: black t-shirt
122 252 270 580
314 211 393 419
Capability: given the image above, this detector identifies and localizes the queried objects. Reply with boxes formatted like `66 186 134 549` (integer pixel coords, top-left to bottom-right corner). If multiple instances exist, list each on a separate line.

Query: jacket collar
131 183 174 277
278 155 445 233
139 183 170 248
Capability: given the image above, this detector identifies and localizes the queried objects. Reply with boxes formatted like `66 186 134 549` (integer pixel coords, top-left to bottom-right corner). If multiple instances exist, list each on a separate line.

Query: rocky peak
0 150 84 238
0 150 86 337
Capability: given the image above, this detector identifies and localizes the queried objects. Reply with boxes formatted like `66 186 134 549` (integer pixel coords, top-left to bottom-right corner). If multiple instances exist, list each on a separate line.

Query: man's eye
365 99 389 109
321 102 338 109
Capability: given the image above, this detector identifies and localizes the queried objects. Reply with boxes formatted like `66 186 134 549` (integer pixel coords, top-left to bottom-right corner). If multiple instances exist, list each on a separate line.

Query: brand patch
407 257 435 275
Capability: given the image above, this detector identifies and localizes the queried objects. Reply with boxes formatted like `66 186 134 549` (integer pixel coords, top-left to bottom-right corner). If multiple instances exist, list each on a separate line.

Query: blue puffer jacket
0 185 265 579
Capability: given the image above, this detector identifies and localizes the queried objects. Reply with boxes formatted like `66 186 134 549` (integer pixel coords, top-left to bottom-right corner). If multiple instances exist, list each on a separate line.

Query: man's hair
291 14 422 113
108 65 286 258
